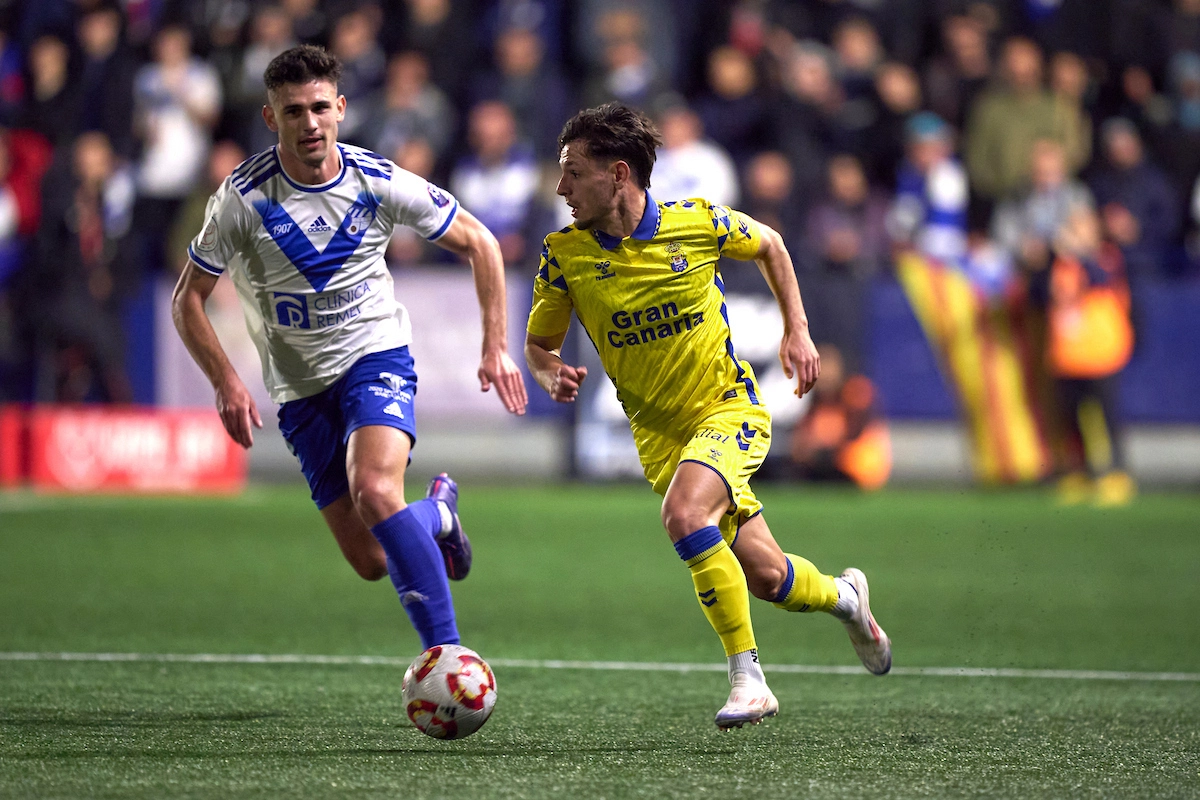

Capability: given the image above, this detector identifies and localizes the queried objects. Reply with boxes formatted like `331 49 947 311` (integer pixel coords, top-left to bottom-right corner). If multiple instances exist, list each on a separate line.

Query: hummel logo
383 401 404 419
698 588 718 607
307 215 332 233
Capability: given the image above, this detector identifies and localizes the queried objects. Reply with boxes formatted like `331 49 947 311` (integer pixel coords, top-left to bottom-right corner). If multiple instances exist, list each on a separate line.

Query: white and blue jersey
188 142 459 403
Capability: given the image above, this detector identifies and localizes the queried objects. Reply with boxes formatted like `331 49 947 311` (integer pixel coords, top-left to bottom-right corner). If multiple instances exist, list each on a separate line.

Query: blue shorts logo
273 292 310 328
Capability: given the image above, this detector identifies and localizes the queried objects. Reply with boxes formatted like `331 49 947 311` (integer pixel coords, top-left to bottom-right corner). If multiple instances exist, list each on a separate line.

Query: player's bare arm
751 220 820 397
525 330 587 403
170 261 263 448
434 207 528 415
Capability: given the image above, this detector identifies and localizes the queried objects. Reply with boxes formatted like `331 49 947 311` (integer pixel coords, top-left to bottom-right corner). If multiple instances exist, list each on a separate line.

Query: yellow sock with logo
771 553 839 613
674 526 756 657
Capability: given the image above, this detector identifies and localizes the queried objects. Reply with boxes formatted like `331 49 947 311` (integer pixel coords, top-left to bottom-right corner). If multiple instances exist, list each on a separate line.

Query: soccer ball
402 644 497 739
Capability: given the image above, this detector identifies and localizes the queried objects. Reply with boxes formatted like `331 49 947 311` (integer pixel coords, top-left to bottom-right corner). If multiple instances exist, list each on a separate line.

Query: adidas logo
307 215 332 233
383 401 404 419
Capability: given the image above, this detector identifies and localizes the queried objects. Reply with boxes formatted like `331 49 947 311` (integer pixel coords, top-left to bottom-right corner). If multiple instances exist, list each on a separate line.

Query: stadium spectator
992 138 1094 276
167 140 246 276
223 5 297 155
357 51 454 164
581 8 674 111
23 131 135 402
831 16 884 104
380 0 478 99
450 100 539 263
74 5 137 160
864 61 922 189
887 112 969 268
469 25 574 161
1043 206 1136 506
801 154 890 372
280 0 328 46
1089 118 1180 282
651 104 739 207
922 14 992 132
17 34 78 149
386 138 441 266
0 28 23 127
739 150 804 239
131 24 222 274
328 7 386 142
788 343 891 490
1146 51 1200 204
771 40 845 203
965 37 1090 207
572 1 680 88
693 45 771 167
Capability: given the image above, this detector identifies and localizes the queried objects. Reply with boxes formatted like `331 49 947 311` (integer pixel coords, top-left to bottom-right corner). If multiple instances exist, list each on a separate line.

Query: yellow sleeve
711 204 762 261
527 238 573 337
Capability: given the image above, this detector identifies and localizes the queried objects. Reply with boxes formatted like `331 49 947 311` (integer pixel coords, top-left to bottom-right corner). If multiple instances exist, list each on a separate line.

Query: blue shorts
278 347 418 510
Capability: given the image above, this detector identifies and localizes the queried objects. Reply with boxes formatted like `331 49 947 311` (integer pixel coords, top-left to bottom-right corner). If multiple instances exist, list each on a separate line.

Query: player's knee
351 472 402 522
744 560 788 601
660 498 709 541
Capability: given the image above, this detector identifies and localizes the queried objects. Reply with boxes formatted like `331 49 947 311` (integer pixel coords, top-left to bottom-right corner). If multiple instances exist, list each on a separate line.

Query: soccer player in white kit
172 45 528 650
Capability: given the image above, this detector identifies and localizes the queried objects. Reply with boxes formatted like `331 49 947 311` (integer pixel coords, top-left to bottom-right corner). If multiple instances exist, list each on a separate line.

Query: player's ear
612 160 630 186
262 104 278 133
336 94 347 122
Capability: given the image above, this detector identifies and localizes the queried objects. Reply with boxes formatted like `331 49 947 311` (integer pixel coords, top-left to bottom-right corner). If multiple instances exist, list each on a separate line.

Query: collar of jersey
592 189 659 250
275 144 347 193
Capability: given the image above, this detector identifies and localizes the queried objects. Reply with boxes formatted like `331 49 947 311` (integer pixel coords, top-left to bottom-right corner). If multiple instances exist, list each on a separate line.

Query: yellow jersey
527 191 766 460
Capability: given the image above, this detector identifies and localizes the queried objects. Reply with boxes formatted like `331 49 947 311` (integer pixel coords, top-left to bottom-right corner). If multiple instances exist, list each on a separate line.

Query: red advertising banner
21 406 245 494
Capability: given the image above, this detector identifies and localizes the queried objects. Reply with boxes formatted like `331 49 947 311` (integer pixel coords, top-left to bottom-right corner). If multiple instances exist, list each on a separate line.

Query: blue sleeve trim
426 200 459 241
188 246 224 275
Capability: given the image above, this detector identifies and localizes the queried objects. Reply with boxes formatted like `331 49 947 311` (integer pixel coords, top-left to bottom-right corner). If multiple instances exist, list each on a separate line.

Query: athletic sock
830 576 859 621
674 526 756 657
770 553 840 614
728 648 767 686
371 500 459 649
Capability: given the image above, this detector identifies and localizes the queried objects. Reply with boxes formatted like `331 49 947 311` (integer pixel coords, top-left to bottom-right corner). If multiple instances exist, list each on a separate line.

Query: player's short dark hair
263 45 342 94
558 103 663 189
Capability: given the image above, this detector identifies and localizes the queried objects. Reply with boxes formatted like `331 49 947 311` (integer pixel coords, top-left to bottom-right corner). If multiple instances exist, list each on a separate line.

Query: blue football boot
426 472 472 580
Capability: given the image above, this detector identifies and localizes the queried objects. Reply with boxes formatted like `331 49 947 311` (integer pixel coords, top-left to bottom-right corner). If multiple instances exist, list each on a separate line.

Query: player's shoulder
338 142 396 180
543 223 591 252
226 147 282 199
658 196 730 223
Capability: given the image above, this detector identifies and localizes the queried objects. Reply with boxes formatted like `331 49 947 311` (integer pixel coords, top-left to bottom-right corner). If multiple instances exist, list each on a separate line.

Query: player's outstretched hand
549 363 587 403
479 350 529 415
215 373 263 448
780 327 820 398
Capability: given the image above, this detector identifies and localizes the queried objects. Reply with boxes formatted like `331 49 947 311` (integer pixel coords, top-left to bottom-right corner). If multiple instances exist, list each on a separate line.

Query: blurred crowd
0 0 1196 478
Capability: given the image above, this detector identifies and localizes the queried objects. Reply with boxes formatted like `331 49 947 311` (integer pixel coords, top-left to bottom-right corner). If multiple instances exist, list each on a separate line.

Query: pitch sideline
0 651 1197 683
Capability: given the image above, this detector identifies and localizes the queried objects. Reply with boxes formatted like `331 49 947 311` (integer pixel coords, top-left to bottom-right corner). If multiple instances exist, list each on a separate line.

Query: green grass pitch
1 484 1198 798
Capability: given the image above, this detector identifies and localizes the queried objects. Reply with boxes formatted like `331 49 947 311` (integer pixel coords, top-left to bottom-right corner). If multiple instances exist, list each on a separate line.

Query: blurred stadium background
3 0 1200 494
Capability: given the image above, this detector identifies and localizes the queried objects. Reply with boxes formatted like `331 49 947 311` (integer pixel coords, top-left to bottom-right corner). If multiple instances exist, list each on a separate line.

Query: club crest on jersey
666 241 688 272
594 260 615 281
346 207 373 235
427 184 450 208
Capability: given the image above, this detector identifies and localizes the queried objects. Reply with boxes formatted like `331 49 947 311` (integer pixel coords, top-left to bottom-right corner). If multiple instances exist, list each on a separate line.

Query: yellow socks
771 553 839 613
674 526 756 657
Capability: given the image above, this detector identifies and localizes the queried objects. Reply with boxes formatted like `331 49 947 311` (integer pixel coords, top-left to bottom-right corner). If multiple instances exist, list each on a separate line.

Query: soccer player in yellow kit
525 104 891 730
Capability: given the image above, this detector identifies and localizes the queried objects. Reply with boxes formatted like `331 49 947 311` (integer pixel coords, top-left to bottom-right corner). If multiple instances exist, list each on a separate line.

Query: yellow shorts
640 401 772 544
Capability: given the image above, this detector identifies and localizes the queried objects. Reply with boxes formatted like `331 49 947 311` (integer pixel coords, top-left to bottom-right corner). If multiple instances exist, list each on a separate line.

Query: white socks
728 648 767 686
435 500 454 536
830 577 859 621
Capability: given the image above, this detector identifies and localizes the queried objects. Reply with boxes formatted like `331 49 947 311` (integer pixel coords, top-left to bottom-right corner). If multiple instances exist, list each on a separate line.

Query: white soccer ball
402 644 497 739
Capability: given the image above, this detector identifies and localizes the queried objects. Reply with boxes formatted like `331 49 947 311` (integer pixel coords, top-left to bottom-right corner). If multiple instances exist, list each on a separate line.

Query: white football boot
839 567 892 675
714 677 778 731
